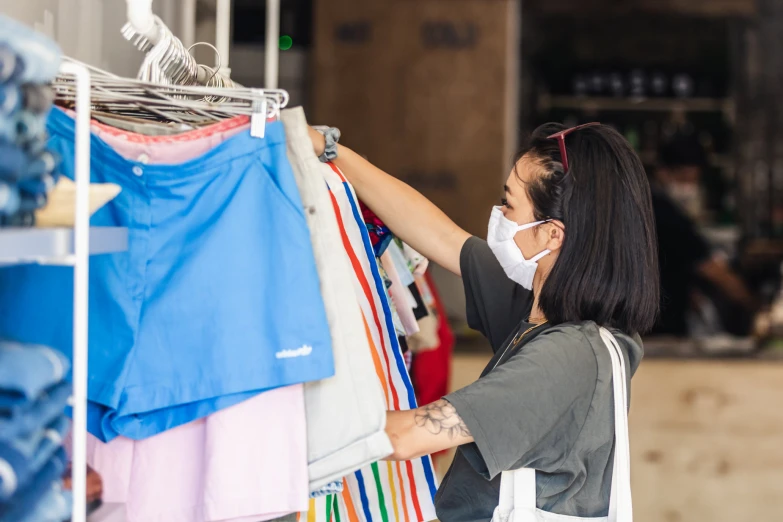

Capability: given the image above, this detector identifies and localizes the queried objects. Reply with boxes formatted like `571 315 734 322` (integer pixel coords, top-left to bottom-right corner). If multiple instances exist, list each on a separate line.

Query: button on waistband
132 166 143 176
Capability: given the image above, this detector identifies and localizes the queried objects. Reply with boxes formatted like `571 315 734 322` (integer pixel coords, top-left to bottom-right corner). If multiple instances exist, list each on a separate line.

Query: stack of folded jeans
0 341 73 522
0 15 62 227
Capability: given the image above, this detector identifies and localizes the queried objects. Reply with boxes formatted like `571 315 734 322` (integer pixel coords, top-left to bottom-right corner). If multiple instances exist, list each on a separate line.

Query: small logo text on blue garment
275 345 314 359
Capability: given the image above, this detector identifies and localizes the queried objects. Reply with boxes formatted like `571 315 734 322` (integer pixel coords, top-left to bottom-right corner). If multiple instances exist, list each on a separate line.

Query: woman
309 122 659 521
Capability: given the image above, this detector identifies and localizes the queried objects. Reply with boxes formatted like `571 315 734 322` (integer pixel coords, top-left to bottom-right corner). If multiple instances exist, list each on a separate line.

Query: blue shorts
0 109 334 441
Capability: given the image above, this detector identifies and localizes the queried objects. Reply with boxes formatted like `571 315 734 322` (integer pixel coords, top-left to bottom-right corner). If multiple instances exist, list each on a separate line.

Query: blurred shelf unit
637 150 732 169
538 94 734 117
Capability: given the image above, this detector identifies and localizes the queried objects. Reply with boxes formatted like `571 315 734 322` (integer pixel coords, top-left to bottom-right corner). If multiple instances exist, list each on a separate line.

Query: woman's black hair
516 123 659 334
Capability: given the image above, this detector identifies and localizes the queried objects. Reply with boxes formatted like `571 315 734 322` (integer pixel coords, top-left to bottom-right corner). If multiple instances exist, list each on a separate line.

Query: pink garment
380 250 420 336
88 386 309 522
82 116 308 522
86 115 251 164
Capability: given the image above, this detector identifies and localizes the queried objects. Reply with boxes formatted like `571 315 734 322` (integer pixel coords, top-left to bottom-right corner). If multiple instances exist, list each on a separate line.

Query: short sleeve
460 237 532 352
444 329 598 479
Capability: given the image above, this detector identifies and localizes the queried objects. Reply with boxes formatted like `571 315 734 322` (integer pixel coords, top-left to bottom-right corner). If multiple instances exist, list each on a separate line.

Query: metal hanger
53 57 289 136
123 15 233 88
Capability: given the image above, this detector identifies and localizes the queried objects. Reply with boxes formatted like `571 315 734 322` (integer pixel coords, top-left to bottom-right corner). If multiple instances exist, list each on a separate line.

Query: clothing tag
250 91 267 139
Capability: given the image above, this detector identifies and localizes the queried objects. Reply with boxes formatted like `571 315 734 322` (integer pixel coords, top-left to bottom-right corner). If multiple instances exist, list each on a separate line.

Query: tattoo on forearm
414 400 471 439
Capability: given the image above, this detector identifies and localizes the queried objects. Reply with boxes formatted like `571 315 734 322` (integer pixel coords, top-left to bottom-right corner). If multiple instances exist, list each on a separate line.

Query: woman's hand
308 126 326 157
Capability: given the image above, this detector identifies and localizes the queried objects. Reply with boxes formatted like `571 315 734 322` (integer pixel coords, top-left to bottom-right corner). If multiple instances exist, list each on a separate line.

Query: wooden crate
312 0 520 237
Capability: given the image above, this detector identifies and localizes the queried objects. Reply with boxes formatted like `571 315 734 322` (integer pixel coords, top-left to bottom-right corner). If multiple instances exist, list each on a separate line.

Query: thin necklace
491 321 549 371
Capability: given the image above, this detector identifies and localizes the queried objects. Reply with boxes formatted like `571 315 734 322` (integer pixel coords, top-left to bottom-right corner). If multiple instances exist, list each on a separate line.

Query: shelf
539 95 734 114
0 227 128 266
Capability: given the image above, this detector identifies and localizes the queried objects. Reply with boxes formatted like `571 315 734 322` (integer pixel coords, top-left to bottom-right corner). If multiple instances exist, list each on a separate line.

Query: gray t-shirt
435 237 643 522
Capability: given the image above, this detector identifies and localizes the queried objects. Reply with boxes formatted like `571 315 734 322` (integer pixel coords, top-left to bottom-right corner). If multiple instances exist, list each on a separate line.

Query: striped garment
301 163 438 522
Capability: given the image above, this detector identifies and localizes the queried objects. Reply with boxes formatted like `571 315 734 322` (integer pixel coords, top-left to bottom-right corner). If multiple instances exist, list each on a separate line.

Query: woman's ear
545 221 565 253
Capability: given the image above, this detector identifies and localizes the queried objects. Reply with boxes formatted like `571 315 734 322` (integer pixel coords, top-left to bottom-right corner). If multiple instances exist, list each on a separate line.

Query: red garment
411 271 454 410
411 272 454 467
358 201 393 258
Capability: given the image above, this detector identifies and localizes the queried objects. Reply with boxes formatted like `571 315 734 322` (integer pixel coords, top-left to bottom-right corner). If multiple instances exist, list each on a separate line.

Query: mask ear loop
530 249 551 263
515 220 555 262
514 219 549 232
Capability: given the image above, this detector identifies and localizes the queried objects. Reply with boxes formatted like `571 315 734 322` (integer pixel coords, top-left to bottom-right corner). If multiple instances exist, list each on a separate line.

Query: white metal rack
0 62 128 522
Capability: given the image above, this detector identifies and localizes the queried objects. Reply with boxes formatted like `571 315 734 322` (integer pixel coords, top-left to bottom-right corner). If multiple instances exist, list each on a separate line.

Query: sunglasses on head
547 122 600 174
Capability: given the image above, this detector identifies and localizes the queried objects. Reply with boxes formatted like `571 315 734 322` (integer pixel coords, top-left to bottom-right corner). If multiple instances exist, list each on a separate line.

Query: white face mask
487 206 551 290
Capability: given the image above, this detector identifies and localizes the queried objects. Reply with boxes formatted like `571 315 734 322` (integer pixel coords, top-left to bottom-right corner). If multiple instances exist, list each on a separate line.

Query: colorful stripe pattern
302 163 438 522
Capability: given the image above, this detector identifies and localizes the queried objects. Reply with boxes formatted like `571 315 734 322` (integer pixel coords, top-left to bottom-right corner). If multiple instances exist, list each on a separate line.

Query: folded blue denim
0 211 34 227
17 173 56 196
0 416 69 501
17 191 47 213
0 182 20 216
0 141 27 181
0 45 24 85
0 15 62 84
2 416 68 463
0 382 71 443
0 101 51 148
14 111 48 145
0 83 21 117
15 483 72 522
0 342 70 407
0 142 59 183
0 448 67 521
21 84 54 115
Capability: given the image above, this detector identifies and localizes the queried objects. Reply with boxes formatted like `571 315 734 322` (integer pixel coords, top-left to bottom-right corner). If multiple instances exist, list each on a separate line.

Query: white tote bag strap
599 327 633 522
512 468 536 511
496 468 537 522
497 471 515 514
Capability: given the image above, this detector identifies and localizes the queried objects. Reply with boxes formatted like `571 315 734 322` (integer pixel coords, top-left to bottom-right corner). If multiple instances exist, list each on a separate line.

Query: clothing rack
124 0 281 88
0 3 282 519
72 2 278 517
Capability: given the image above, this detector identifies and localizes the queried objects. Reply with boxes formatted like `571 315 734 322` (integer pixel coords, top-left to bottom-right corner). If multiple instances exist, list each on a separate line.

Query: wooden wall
311 0 520 237
630 360 783 522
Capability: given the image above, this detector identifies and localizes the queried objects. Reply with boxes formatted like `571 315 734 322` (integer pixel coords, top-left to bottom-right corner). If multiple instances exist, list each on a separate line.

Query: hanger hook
188 41 222 83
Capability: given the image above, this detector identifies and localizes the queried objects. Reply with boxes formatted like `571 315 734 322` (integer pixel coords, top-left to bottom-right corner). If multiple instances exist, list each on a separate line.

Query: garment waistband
47 107 286 180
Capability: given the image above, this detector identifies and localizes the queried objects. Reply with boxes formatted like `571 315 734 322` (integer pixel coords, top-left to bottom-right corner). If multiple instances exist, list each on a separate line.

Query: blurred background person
651 132 756 337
